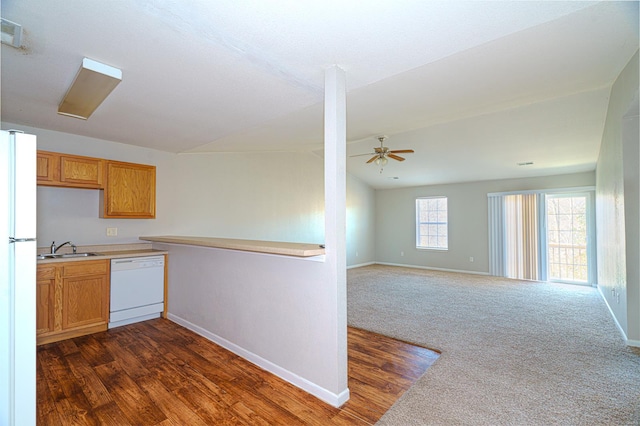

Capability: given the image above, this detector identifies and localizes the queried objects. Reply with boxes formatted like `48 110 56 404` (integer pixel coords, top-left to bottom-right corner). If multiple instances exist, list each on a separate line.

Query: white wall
375 172 595 274
595 50 639 344
2 122 376 266
156 243 348 406
346 174 376 266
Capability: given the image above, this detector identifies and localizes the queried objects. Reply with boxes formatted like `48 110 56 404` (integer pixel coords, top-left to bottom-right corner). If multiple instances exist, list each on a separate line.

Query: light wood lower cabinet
37 260 110 345
36 266 56 335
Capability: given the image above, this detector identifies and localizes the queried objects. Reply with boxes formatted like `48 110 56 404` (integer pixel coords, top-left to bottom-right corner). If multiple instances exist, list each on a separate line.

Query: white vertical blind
489 193 539 280
488 194 505 276
504 194 539 280
522 193 539 280
537 193 548 282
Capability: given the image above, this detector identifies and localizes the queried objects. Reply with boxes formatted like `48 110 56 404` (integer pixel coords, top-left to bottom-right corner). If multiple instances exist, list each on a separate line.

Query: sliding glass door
545 193 593 284
489 189 595 285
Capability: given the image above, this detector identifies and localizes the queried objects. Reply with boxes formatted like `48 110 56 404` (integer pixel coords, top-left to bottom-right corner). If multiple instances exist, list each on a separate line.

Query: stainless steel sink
37 252 102 260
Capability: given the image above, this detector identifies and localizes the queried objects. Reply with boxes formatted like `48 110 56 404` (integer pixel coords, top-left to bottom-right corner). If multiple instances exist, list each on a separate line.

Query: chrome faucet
53 241 77 254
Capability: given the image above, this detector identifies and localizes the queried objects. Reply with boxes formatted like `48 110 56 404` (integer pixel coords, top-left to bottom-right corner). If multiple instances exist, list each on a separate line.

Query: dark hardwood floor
37 319 439 425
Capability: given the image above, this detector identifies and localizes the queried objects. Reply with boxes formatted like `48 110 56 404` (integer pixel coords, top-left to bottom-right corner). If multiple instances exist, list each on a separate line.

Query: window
416 197 448 250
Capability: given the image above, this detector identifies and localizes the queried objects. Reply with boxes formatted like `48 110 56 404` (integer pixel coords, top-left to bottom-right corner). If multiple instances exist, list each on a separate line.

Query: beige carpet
347 265 640 425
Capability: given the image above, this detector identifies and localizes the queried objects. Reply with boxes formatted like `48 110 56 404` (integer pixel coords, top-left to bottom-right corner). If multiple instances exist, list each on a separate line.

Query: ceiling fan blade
387 153 406 162
350 152 376 157
374 147 383 153
366 155 378 164
389 149 414 153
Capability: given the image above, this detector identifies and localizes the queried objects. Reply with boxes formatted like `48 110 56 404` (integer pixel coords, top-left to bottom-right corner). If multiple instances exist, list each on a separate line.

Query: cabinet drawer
37 265 57 279
62 260 108 277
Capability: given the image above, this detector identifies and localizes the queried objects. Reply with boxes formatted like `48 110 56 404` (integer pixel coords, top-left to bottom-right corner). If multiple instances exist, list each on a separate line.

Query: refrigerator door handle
9 238 37 243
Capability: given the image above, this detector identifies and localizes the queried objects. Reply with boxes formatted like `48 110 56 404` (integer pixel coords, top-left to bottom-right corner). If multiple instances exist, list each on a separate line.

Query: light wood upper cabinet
102 160 156 218
37 150 156 219
36 150 103 189
36 151 56 184
36 259 110 345
60 154 103 187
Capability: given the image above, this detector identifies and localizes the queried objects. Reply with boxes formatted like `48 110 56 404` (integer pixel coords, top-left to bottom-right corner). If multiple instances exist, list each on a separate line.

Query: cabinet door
59 155 103 188
36 151 57 185
103 161 156 218
36 266 56 335
62 274 109 330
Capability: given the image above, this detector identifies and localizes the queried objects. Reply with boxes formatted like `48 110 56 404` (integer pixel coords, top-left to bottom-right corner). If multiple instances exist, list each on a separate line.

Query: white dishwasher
109 256 165 329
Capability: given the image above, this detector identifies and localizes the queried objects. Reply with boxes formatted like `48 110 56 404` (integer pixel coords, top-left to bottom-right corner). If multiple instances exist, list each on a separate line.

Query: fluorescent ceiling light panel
1 18 22 48
58 58 122 120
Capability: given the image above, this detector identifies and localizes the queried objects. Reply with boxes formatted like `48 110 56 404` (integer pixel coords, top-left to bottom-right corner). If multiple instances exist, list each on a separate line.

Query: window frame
415 196 449 251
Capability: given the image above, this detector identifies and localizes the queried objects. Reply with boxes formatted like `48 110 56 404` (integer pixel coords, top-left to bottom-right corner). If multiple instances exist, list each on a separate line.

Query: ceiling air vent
1 18 22 48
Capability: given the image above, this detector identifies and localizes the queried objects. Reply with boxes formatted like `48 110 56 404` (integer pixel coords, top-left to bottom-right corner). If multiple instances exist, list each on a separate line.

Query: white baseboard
627 339 640 348
347 261 376 270
167 313 350 408
375 262 490 276
596 285 635 346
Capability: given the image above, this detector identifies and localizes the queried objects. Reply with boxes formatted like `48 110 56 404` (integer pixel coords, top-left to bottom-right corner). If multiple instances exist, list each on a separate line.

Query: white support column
324 65 349 404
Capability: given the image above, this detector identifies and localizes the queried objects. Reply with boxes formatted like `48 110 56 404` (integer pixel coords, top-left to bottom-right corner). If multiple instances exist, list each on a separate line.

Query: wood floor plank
75 335 115 367
100 335 151 380
137 375 209 426
37 318 439 425
93 360 167 425
38 345 83 400
56 339 80 356
36 351 63 425
53 395 102 426
172 381 241 425
64 351 113 408
91 401 134 426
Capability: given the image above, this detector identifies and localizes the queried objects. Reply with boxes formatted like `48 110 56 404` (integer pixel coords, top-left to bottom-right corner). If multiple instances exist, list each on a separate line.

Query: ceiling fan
352 136 414 172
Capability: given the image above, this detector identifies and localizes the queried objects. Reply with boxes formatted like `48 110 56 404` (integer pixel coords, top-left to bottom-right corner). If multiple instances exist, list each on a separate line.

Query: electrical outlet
469 256 474 262
355 251 359 257
401 251 404 256
106 227 118 237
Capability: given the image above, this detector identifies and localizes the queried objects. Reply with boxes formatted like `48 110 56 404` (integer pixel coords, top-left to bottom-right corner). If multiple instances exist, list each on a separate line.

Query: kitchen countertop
36 243 168 264
139 235 325 257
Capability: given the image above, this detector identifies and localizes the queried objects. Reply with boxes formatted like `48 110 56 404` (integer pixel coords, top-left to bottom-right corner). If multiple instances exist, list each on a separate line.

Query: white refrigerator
0 130 36 425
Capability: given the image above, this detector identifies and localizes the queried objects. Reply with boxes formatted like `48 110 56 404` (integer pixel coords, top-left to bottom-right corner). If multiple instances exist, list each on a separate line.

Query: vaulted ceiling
1 1 638 188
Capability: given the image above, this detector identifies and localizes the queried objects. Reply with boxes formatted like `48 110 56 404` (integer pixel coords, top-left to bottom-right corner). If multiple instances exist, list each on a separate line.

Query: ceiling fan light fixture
351 135 414 171
375 156 388 166
58 58 122 120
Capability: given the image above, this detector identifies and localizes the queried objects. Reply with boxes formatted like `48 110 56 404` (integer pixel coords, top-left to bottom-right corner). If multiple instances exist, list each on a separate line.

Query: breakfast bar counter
137 234 346 405
139 235 325 257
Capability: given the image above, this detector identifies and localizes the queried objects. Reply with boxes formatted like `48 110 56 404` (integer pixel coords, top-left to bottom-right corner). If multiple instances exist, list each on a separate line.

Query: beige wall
375 172 595 274
3 122 376 267
596 50 639 344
